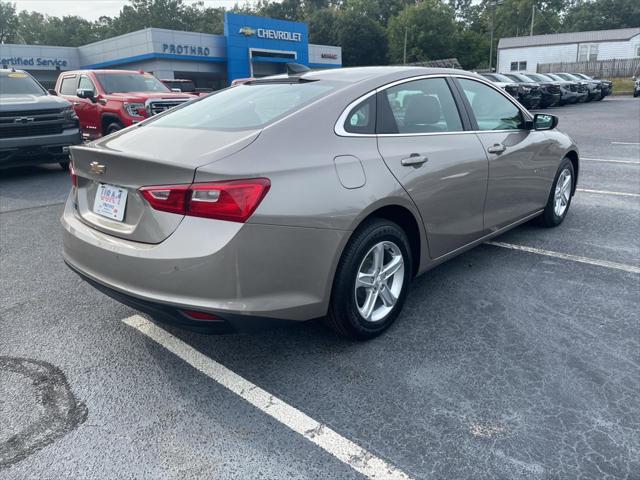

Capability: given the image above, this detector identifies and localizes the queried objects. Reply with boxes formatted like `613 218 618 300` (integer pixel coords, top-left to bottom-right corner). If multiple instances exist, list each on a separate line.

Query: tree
0 1 19 43
387 0 459 64
563 0 640 31
334 10 388 66
307 8 339 44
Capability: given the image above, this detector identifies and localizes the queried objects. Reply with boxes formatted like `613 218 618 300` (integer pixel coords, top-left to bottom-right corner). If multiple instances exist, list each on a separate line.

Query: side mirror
533 113 558 130
48 89 58 96
76 88 96 101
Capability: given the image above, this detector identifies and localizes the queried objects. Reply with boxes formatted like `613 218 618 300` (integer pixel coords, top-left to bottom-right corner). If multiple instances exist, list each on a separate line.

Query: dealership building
0 13 342 90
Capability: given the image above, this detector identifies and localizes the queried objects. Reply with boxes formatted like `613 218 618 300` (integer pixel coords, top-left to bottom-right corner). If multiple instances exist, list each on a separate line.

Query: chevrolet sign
239 26 302 42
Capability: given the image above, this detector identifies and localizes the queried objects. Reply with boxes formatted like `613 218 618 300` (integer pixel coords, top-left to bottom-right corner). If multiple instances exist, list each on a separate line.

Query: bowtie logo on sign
238 26 302 42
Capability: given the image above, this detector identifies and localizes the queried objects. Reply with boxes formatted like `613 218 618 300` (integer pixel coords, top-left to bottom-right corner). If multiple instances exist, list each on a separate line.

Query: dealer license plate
93 183 127 221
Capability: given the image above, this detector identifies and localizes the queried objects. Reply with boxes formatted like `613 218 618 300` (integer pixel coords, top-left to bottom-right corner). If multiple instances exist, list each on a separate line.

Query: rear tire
538 158 575 228
325 219 412 340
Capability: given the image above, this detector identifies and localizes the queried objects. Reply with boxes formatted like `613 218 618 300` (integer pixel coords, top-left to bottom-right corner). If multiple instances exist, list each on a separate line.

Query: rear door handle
487 143 506 154
401 154 428 167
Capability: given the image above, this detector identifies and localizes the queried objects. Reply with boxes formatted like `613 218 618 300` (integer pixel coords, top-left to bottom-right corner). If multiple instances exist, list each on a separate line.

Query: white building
497 27 640 74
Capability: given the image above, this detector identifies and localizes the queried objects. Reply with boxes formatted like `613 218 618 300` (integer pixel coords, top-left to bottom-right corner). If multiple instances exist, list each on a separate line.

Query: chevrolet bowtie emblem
239 27 256 36
89 161 106 174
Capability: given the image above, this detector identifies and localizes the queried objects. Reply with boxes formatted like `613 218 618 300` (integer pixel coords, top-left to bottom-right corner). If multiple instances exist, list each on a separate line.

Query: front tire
325 219 412 340
538 158 575 228
104 121 123 136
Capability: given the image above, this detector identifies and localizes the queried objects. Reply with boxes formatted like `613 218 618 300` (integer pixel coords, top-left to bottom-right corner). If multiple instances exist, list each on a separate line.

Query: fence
537 58 640 78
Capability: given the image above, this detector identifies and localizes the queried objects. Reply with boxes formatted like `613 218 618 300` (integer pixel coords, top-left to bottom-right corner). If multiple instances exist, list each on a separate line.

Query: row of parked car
480 72 613 109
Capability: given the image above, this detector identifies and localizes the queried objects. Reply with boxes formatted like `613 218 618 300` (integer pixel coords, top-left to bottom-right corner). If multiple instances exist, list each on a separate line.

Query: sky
10 0 258 20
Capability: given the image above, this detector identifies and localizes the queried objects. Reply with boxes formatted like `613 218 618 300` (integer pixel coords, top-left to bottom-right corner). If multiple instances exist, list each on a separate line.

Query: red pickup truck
55 69 194 140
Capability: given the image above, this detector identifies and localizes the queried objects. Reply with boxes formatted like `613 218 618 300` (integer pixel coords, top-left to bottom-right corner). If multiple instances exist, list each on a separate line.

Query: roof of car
257 66 477 86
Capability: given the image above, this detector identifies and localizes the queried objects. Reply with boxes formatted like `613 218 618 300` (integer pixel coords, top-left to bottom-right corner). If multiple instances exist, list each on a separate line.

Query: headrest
404 95 441 126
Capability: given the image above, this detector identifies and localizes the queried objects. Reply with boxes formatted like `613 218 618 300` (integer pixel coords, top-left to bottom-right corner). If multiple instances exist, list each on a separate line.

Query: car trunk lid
70 125 260 244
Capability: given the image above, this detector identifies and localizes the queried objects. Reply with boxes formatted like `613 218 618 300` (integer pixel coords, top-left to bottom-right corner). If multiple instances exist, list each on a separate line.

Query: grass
603 77 635 95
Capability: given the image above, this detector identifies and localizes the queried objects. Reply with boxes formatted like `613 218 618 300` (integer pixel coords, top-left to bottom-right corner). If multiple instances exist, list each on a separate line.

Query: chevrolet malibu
62 67 579 339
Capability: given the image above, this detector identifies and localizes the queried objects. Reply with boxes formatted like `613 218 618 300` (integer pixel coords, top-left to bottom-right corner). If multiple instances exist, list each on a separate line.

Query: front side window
151 81 337 131
458 78 524 131
78 76 95 94
95 73 170 94
59 76 77 95
378 78 463 134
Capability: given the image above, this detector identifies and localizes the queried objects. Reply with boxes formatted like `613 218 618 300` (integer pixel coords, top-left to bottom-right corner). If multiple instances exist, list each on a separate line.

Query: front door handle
487 143 506 154
401 154 428 167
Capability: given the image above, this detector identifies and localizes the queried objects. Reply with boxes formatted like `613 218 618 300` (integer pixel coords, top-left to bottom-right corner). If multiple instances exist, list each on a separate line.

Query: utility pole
530 4 535 36
489 1 498 71
403 24 408 65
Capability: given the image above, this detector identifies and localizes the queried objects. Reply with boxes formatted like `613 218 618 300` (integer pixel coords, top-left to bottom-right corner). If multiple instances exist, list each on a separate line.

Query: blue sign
224 13 309 85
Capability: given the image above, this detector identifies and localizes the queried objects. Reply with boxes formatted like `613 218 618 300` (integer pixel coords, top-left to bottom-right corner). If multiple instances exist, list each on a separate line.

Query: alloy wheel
354 241 405 323
554 168 572 217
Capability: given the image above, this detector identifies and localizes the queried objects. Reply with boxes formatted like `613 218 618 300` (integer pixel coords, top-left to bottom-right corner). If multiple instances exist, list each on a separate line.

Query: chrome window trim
334 73 532 138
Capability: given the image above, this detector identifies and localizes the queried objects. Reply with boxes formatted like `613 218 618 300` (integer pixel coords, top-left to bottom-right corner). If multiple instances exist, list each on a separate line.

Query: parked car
545 73 588 103
160 78 212 96
571 73 612 99
1 68 81 169
634 76 640 97
502 73 561 108
481 73 541 108
55 69 194 140
522 73 578 105
62 67 579 340
478 73 520 98
554 73 601 101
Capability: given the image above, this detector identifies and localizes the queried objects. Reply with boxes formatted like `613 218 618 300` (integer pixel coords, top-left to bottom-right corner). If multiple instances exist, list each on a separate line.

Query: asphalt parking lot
1 96 639 480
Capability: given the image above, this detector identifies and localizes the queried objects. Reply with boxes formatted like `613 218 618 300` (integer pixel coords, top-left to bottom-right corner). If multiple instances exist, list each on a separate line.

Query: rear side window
59 76 77 95
378 78 463 134
151 81 337 131
343 95 376 134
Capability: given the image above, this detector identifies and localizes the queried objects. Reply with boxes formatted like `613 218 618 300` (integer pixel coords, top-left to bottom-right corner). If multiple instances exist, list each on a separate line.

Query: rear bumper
61 197 347 322
0 128 81 168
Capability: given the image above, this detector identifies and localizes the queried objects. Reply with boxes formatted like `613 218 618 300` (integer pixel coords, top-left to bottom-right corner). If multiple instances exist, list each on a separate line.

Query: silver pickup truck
1 69 81 169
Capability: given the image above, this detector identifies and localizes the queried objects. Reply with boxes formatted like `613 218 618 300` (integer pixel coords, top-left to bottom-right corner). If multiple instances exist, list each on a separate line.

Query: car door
376 77 489 259
454 77 555 231
76 75 101 139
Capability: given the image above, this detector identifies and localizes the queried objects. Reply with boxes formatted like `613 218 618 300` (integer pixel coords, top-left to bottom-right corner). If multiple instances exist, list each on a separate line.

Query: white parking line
577 188 640 198
123 315 414 480
486 242 640 274
581 157 640 165
611 142 640 145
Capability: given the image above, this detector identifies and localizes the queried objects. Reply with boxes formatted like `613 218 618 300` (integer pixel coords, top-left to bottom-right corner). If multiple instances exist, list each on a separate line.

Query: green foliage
0 0 637 69
563 0 640 31
387 0 459 64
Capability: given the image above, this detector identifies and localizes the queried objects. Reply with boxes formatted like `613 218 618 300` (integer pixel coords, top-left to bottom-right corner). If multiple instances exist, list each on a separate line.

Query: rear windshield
0 71 46 95
150 81 337 131
165 80 196 92
96 72 170 94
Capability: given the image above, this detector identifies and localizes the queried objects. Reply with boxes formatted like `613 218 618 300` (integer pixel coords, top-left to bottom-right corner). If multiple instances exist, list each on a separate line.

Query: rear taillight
139 178 270 223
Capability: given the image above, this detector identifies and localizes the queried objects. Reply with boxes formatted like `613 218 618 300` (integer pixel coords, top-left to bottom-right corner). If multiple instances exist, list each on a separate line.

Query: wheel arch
565 150 579 194
101 114 123 135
